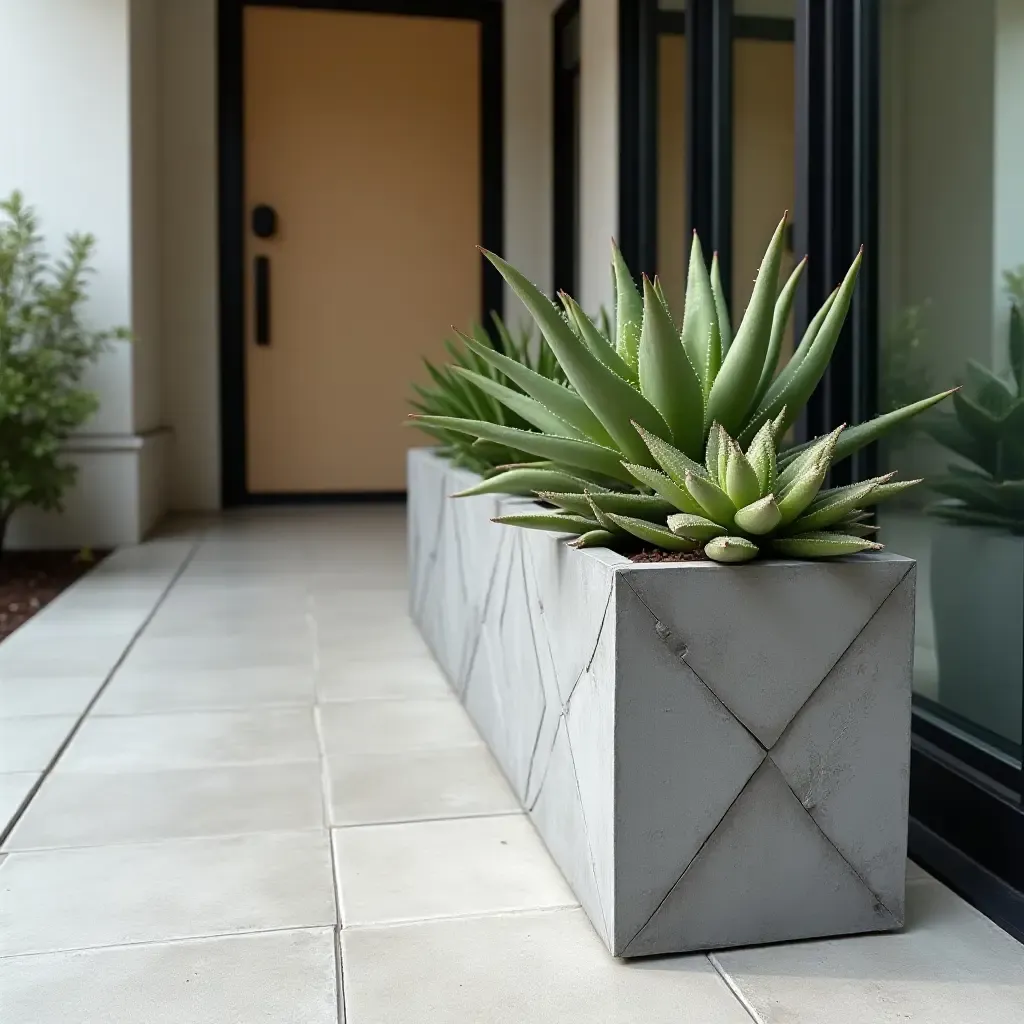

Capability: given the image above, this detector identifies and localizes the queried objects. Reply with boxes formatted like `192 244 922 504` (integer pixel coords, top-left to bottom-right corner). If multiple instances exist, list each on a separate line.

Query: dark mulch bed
0 551 108 643
630 548 709 563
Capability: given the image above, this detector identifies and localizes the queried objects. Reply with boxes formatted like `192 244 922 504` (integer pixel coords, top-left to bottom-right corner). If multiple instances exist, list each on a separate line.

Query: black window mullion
685 0 733 306
619 0 659 278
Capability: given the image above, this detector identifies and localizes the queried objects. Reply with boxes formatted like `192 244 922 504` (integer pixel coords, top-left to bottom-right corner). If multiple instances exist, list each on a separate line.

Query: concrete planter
931 522 1023 747
408 447 916 957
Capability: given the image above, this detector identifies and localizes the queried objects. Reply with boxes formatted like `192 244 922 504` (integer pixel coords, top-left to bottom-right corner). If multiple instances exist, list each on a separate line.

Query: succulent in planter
409 313 565 476
412 214 954 562
923 294 1024 532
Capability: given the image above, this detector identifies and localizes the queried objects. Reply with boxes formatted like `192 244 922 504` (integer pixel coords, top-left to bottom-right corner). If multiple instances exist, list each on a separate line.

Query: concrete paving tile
317 698 478 756
315 654 449 702
0 773 39 833
333 814 575 926
94 664 316 714
120 632 313 672
5 762 325 850
0 716 78 772
56 709 319 772
0 831 335 955
0 928 338 1024
342 907 753 1023
712 881 1024 1024
0 676 104 718
325 743 518 826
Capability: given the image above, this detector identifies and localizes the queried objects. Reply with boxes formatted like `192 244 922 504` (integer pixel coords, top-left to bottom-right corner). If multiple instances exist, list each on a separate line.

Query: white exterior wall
0 0 167 549
2 0 623 528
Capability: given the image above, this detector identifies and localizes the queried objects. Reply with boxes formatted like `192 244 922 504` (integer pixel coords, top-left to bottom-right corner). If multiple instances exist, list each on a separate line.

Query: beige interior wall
657 33 687 316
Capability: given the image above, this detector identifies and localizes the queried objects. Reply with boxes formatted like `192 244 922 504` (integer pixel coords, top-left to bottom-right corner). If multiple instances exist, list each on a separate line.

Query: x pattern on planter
410 449 916 958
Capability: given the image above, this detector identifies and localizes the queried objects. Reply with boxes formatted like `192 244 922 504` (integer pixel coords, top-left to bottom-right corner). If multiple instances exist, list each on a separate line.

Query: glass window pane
878 0 1023 759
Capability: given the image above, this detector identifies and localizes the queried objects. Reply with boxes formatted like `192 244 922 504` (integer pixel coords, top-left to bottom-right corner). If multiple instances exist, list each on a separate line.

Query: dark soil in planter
0 551 108 643
630 548 709 563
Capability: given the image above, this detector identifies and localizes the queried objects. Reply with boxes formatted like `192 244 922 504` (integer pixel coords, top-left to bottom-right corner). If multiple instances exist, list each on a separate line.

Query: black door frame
217 0 504 506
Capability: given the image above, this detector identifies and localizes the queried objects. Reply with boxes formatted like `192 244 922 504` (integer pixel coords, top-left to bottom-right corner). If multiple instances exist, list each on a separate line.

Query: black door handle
254 255 270 346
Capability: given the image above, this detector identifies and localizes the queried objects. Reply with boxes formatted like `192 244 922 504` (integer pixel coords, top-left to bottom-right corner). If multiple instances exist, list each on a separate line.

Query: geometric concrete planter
408 447 916 957
931 522 1024 747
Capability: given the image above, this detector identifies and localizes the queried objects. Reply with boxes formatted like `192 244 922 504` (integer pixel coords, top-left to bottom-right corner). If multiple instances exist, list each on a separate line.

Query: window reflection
878 0 1023 757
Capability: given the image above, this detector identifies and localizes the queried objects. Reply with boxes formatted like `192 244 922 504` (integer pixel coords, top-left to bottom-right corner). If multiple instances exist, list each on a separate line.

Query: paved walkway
1 508 1022 1023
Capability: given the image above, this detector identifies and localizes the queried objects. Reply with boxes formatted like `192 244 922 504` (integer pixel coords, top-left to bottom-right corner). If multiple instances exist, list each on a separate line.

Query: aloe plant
923 292 1024 532
409 313 564 475
412 214 954 561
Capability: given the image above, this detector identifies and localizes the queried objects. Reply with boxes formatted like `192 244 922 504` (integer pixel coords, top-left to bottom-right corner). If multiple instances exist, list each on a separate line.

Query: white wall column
0 0 168 549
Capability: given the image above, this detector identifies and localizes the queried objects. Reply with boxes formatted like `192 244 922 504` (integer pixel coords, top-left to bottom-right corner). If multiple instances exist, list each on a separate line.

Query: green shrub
0 192 128 550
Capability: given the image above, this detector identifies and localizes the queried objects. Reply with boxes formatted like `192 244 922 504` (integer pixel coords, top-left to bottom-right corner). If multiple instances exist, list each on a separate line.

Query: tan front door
243 6 482 493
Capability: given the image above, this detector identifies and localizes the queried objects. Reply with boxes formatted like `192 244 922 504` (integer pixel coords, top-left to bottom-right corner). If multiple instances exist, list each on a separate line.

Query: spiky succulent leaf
562 295 638 384
733 494 782 535
634 423 709 488
411 415 633 482
491 512 597 534
777 425 844 493
710 252 732 354
482 253 672 464
745 419 777 496
771 532 881 558
586 495 622 533
754 256 807 409
787 480 879 533
571 529 618 549
638 277 706 456
667 512 728 541
680 232 720 395
705 422 723 480
825 389 958 468
746 288 838 444
758 250 863 438
587 491 677 519
457 331 614 446
705 214 788 433
685 470 736 525
777 456 829 525
724 439 762 509
450 366 583 439
607 514 699 552
622 462 705 515
611 242 644 369
452 468 597 498
705 536 759 563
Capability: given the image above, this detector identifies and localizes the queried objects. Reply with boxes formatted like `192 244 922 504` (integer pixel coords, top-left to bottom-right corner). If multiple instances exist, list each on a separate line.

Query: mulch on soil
630 548 709 563
0 551 107 643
